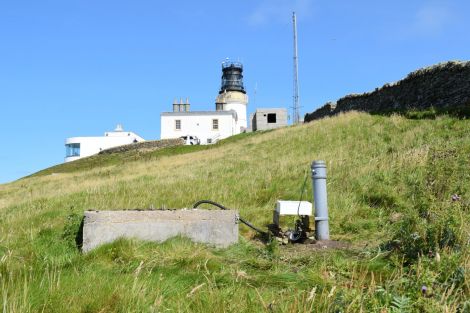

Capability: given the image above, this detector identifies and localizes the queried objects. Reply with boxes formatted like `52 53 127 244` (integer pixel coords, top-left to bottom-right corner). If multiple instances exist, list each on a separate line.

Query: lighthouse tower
215 60 248 133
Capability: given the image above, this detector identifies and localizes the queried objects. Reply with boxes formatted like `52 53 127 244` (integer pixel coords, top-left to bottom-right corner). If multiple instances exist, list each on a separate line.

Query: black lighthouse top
219 61 246 94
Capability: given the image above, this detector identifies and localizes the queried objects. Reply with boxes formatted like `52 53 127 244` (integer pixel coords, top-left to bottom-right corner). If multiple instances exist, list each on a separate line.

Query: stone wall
99 138 184 155
305 61 470 122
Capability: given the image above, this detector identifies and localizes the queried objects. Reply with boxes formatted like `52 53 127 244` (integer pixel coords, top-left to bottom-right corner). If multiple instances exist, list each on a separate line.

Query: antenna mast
292 12 300 124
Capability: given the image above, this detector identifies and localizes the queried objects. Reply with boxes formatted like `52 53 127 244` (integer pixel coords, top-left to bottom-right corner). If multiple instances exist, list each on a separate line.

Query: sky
0 0 469 183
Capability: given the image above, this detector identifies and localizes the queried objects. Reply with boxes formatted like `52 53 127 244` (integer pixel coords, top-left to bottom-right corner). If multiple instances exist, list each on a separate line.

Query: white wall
161 113 235 144
216 91 248 133
224 102 246 132
65 131 144 162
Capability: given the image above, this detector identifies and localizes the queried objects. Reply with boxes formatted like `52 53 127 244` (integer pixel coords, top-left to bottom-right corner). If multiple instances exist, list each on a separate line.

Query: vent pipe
311 160 330 240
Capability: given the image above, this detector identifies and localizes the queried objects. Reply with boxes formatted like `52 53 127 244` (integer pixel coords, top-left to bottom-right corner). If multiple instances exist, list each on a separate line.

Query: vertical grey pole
311 160 330 240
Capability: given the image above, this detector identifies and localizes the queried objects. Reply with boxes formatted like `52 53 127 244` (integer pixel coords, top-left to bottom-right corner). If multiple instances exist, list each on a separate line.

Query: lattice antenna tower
292 12 301 124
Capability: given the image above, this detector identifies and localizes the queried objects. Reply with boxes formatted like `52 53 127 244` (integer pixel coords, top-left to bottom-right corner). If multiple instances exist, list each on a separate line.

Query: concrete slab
82 209 239 252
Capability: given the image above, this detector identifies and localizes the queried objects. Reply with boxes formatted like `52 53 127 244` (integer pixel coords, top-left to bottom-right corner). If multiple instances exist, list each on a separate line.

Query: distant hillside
305 61 470 122
1 112 469 312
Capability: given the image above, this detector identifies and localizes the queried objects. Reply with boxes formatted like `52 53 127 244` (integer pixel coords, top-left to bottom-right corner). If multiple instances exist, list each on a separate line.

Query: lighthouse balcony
222 61 243 69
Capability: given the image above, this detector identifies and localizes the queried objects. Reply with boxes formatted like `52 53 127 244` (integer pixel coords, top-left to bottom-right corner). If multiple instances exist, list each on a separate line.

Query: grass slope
1 112 469 312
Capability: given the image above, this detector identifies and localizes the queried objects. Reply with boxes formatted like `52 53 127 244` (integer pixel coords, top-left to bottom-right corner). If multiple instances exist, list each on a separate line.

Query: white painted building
65 124 145 162
160 61 248 144
161 110 238 144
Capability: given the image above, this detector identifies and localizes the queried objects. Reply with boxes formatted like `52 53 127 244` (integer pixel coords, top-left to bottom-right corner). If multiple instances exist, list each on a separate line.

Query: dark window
65 143 80 157
267 113 277 123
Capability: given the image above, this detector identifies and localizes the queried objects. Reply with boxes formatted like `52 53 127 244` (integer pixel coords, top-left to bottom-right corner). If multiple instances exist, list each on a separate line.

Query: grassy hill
1 112 469 312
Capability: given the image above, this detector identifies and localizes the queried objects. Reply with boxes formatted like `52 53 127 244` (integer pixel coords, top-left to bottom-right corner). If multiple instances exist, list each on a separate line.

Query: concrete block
82 209 239 252
252 108 288 131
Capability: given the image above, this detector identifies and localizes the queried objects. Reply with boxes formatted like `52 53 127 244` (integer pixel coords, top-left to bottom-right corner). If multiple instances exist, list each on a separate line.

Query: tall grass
1 112 469 312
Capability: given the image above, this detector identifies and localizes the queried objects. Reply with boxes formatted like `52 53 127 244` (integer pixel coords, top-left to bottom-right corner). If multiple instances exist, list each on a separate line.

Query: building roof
255 108 288 113
161 110 237 118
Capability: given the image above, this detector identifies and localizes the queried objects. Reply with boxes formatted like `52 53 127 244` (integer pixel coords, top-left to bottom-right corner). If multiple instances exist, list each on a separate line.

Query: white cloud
247 0 314 26
411 3 453 37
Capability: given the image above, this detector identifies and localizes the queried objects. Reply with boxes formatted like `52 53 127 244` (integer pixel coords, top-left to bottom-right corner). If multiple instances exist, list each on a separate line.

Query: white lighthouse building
64 124 144 162
160 61 248 144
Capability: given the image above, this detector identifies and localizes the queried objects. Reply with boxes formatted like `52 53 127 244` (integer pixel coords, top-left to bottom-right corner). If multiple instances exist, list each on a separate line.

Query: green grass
28 131 260 178
1 112 469 312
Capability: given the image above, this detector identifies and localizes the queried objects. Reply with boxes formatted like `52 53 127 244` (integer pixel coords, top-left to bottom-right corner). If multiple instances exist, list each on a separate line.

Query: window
175 119 181 130
267 113 277 123
216 103 224 111
212 119 219 130
65 143 80 157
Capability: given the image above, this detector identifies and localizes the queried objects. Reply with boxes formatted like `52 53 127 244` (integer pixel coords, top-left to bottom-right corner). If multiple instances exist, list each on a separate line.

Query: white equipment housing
273 200 312 226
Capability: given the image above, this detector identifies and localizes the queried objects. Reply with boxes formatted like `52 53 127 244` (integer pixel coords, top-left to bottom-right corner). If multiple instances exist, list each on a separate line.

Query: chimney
173 98 178 112
179 98 184 112
185 97 190 112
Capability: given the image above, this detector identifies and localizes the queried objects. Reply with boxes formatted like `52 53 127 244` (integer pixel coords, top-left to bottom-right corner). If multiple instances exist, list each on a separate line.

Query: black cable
238 217 268 236
193 200 268 236
193 199 229 211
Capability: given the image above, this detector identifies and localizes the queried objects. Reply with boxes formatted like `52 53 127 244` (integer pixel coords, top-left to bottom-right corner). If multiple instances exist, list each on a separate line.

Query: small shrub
459 300 470 313
405 108 438 120
62 212 84 249
390 295 411 313
264 238 279 259
384 211 464 264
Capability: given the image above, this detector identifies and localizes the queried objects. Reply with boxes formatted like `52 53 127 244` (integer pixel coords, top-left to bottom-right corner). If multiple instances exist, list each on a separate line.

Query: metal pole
292 12 300 125
311 160 330 240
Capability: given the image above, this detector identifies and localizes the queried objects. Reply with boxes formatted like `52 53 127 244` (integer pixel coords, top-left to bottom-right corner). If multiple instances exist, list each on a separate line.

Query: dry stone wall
305 61 470 122
99 138 184 155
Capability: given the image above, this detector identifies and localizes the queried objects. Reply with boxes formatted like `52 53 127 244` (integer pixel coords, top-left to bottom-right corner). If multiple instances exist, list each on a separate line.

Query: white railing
208 134 221 144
